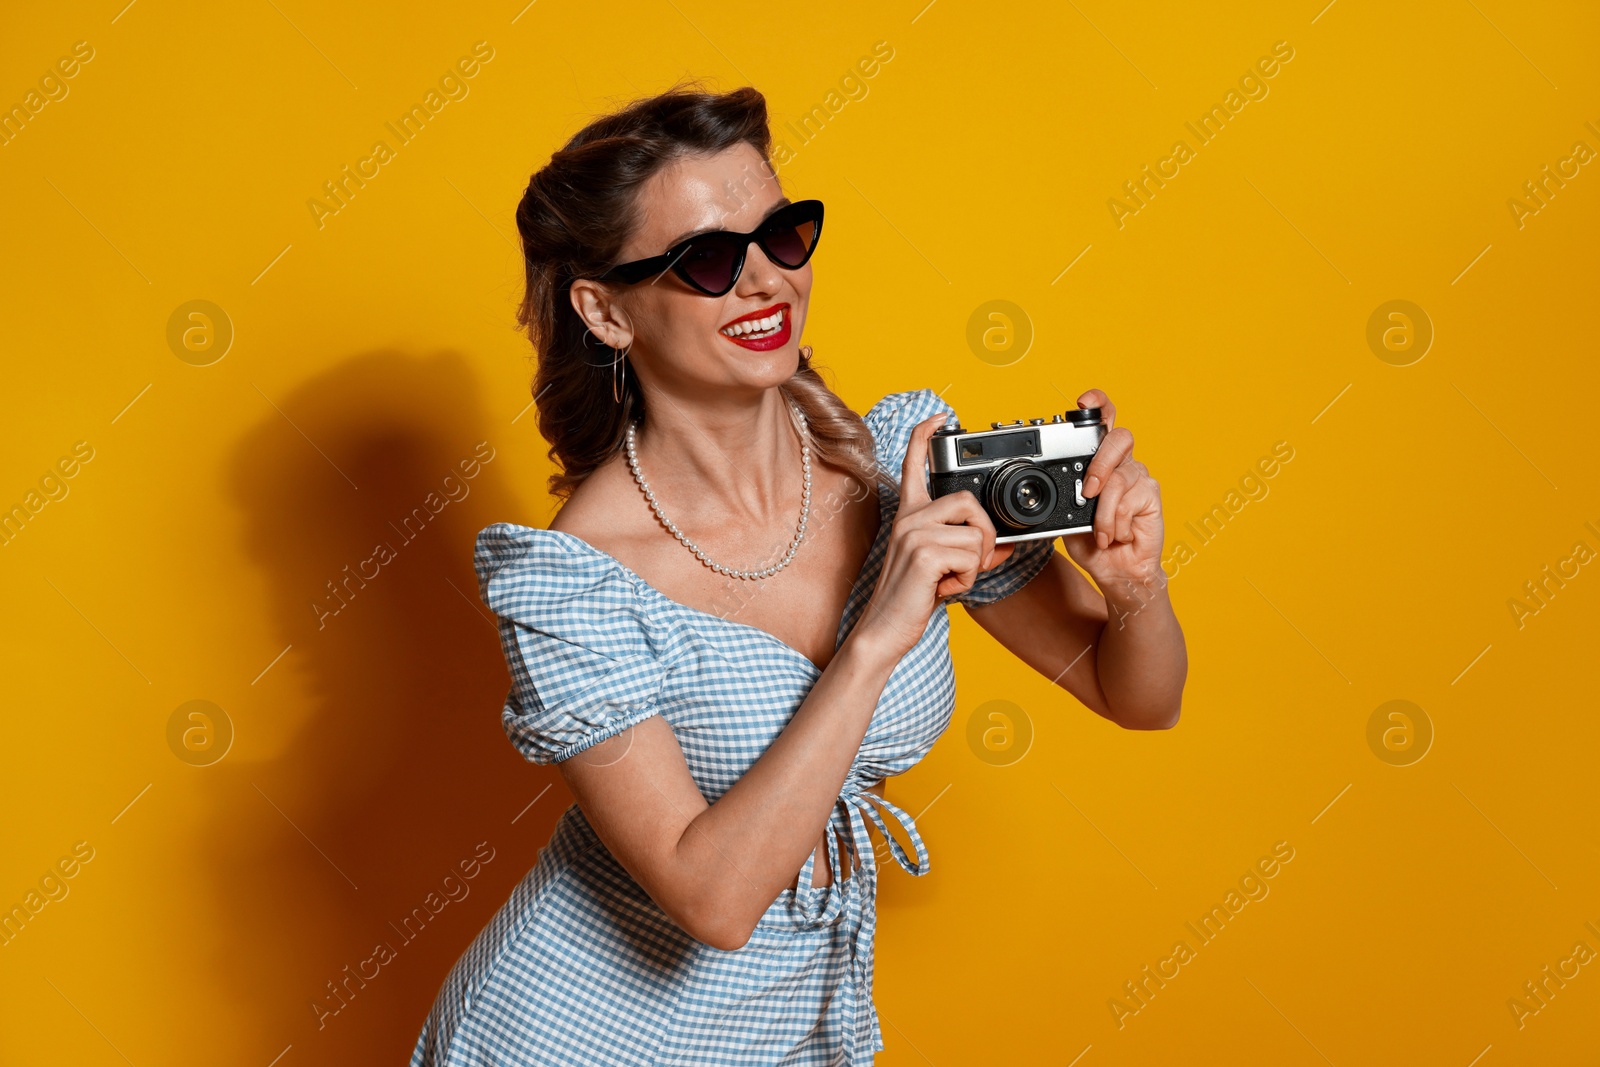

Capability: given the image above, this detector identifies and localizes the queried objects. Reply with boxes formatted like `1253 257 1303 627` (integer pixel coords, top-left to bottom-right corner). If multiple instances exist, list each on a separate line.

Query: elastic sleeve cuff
542 704 663 765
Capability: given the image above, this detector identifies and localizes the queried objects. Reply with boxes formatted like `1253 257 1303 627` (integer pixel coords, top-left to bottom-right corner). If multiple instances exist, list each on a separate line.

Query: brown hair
513 83 886 500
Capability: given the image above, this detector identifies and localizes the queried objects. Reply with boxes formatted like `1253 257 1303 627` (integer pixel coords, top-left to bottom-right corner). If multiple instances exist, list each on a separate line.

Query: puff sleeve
475 523 674 765
863 389 1058 608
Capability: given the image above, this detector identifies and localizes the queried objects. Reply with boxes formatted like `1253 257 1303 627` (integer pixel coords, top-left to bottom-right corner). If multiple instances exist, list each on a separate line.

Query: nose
734 239 783 298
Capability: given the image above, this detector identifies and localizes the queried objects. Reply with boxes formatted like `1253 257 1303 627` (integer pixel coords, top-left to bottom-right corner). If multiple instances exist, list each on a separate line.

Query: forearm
1094 569 1186 729
672 627 899 942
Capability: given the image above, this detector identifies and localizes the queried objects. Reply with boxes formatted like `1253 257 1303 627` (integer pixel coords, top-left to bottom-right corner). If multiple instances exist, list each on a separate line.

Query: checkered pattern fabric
410 390 1056 1066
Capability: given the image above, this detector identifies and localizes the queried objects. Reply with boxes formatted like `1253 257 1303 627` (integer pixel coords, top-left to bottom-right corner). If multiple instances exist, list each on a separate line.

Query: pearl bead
624 402 812 581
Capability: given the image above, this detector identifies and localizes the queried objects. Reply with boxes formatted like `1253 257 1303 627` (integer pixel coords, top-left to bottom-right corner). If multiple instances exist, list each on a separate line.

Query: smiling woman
511 94 878 504
410 82 1186 1067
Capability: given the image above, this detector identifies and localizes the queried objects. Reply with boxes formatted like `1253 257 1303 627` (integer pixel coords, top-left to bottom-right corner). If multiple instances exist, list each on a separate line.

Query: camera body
928 408 1106 543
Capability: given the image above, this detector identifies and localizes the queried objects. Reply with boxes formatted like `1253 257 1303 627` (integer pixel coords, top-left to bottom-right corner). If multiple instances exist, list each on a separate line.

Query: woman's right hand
854 413 1015 660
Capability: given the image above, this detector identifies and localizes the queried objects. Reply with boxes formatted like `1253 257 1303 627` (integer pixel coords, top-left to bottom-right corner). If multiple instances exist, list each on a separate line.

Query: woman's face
571 142 812 401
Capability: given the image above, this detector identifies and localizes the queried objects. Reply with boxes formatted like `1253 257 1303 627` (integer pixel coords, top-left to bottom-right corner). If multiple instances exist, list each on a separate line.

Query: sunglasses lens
677 235 742 293
760 205 821 268
663 202 823 293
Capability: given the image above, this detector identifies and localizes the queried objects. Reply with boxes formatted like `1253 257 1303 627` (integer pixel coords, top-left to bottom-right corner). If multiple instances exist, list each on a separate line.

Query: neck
629 386 805 526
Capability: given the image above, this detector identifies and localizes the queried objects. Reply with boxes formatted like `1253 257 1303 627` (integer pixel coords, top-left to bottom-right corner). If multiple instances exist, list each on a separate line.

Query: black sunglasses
596 199 824 297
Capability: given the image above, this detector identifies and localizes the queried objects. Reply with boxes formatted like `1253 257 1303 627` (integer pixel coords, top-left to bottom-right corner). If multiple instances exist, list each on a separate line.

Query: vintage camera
929 409 1106 543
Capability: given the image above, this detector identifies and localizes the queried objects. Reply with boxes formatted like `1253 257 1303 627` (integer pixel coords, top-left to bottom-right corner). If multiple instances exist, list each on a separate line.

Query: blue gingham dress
410 389 1055 1066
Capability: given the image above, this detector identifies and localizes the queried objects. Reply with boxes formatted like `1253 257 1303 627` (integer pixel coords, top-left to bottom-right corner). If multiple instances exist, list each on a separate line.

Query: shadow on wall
213 349 564 1064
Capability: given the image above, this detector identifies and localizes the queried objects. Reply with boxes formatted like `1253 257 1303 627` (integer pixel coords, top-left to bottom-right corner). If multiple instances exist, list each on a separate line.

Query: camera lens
1013 477 1048 514
987 462 1058 528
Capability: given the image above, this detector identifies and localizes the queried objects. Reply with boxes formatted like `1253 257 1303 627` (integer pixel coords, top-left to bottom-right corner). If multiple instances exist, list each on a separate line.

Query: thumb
899 413 946 506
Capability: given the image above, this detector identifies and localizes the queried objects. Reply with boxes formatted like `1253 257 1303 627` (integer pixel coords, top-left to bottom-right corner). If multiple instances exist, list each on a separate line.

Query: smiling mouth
720 305 786 340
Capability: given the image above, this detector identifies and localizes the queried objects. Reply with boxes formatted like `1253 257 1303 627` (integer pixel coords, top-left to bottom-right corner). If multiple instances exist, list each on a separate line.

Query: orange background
2 1 1598 1063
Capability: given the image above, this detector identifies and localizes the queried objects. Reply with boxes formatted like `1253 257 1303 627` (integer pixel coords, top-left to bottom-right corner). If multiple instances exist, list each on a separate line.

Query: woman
411 85 1186 1066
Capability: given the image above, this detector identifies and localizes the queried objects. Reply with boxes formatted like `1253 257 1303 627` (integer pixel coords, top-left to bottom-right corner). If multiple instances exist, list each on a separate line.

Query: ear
570 279 632 349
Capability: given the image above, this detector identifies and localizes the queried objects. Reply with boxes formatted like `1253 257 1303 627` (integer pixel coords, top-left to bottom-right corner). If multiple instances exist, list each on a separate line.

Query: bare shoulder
548 453 659 561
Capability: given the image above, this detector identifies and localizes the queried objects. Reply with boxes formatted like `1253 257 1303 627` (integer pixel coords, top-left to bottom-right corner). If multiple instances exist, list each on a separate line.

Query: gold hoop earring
611 344 630 404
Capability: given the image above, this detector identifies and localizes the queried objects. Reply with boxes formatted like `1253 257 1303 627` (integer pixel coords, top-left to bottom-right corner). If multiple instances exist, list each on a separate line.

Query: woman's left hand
1059 388 1165 586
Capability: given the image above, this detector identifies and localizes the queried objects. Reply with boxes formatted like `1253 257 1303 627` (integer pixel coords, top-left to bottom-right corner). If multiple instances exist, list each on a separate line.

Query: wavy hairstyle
513 84 886 500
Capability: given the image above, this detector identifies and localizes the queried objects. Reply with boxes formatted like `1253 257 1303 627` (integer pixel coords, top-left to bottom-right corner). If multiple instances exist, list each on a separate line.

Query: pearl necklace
625 405 811 581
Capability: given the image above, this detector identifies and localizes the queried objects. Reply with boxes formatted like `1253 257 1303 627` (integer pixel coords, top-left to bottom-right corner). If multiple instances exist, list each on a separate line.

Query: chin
717 343 802 391
763 349 805 389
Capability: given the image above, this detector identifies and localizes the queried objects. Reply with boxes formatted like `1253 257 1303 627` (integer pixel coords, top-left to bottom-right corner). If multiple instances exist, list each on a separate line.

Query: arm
966 388 1187 730
558 633 898 951
966 552 1185 729
556 414 999 951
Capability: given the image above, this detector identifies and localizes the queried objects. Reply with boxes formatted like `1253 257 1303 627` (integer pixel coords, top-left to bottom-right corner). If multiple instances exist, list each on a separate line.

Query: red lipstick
718 302 792 352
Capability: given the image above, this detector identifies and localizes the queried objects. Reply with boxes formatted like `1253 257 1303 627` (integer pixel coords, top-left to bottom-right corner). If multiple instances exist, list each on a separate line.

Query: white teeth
722 308 785 339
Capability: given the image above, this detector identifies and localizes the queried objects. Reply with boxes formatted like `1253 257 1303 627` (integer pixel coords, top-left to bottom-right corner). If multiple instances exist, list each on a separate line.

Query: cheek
791 263 814 300
787 265 814 327
640 292 722 354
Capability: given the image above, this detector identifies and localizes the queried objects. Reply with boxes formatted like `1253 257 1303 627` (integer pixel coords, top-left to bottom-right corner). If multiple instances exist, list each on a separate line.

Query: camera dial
1064 407 1102 427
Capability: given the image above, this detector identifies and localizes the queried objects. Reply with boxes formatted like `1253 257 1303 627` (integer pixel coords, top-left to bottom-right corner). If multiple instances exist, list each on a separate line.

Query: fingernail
1096 531 1108 549
1085 476 1099 496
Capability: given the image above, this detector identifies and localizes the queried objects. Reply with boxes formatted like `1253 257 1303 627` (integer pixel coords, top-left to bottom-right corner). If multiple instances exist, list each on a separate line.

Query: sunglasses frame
596 199 825 297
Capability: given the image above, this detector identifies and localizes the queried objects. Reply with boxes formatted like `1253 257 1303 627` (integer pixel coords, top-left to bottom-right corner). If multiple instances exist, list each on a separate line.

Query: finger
934 548 984 597
1083 426 1134 498
1093 468 1131 549
1055 529 1095 567
940 489 992 563
911 489 999 567
986 540 1017 570
910 525 987 586
1077 388 1117 431
1058 529 1092 554
910 486 986 525
899 413 948 508
906 523 988 572
920 543 983 598
1114 480 1143 544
